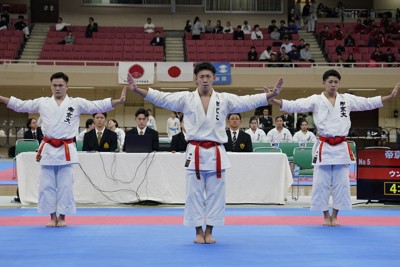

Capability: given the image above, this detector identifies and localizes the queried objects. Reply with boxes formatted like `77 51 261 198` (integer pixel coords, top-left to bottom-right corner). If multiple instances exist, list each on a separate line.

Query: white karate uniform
281 93 383 211
147 115 157 130
8 95 113 215
115 127 126 150
167 117 181 141
245 128 268 143
265 128 293 143
145 88 267 227
292 130 317 143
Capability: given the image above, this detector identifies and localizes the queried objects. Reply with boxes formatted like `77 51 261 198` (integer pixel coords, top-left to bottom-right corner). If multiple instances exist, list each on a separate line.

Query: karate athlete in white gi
0 72 127 227
245 116 268 143
292 119 317 144
128 62 283 244
265 116 293 143
270 69 399 226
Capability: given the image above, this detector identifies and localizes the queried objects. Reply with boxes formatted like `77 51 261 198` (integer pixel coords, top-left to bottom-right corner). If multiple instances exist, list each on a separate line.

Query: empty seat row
42 44 164 53
49 25 164 34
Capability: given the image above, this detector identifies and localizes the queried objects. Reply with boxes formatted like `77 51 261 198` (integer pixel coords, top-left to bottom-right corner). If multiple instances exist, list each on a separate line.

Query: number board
357 149 400 200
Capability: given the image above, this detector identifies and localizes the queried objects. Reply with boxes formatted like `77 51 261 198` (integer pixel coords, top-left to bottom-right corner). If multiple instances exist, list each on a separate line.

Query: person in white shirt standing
167 111 180 141
144 17 155 33
245 116 268 143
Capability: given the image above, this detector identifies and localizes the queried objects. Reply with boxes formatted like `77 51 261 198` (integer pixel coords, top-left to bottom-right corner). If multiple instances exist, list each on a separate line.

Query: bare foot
194 233 206 244
46 218 57 227
204 233 216 244
323 216 332 227
330 216 340 227
56 218 67 227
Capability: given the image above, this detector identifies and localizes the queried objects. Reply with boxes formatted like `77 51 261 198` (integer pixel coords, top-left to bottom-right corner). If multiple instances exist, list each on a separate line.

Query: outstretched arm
127 73 149 97
0 96 10 106
111 86 127 107
381 82 399 103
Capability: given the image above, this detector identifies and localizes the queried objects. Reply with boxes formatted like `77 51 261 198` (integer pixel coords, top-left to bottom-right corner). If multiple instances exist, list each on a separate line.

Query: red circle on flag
168 66 181 78
129 64 144 79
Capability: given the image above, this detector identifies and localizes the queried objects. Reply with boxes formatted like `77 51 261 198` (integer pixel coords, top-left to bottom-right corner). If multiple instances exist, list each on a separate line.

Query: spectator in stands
250 24 263 40
267 19 277 34
0 9 9 26
245 116 268 143
184 19 192 33
280 38 294 53
0 16 7 30
302 0 310 31
270 27 281 41
335 44 345 54
368 26 380 47
77 118 94 141
259 46 272 61
224 113 252 152
335 2 345 22
266 116 293 143
294 0 302 28
204 19 214 33
58 31 75 45
85 17 98 38
144 17 155 33
242 20 252 34
279 52 293 67
223 21 233 34
332 25 344 40
308 0 317 33
214 20 223 34
344 53 356 68
300 43 315 63
280 27 292 40
14 15 29 38
335 53 345 66
287 20 298 34
318 25 333 46
384 48 397 67
363 15 374 28
268 52 279 67
107 119 125 152
150 31 164 46
233 25 244 40
380 13 390 33
297 38 306 51
354 19 368 34
370 46 384 62
344 34 355 47
278 20 287 36
281 112 294 129
248 46 258 61
288 45 301 61
191 16 203 40
55 17 71 32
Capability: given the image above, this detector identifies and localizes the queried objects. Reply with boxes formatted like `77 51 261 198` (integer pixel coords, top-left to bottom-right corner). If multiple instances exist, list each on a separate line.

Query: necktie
97 131 102 145
32 132 36 140
232 131 237 149
139 130 144 135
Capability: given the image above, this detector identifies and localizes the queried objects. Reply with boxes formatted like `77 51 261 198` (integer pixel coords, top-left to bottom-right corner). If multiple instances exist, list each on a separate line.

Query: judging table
17 152 293 205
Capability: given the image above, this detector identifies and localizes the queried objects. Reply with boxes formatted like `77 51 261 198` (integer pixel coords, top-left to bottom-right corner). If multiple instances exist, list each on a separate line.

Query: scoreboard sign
357 149 400 201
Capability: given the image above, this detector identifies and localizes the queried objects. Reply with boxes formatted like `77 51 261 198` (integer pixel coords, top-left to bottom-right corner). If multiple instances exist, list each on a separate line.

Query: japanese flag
118 62 155 84
156 62 193 82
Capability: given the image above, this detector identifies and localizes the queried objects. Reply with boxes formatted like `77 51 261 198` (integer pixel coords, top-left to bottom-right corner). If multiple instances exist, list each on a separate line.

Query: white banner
118 62 154 84
156 62 193 82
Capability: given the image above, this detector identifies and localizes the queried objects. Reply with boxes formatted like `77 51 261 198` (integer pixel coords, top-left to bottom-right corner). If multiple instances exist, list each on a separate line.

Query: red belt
189 141 221 180
36 137 74 162
318 136 354 162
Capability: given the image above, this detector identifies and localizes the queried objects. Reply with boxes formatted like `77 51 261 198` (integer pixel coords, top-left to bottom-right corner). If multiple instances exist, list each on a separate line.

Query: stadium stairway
298 29 326 62
19 23 49 61
164 30 184 62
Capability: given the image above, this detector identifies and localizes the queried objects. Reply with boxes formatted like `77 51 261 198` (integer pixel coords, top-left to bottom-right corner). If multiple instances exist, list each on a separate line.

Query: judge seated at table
123 108 159 152
83 112 118 152
170 115 188 153
224 113 253 152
